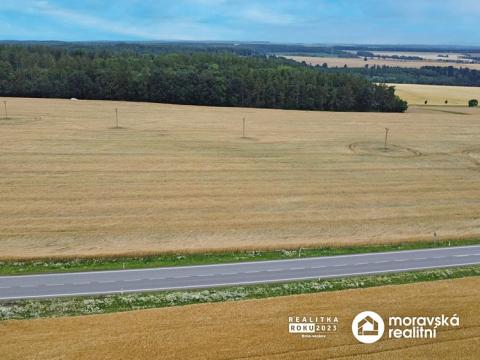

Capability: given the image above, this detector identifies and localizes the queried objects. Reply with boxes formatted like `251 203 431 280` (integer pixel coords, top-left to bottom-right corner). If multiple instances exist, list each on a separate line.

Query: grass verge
0 239 479 276
1 265 479 321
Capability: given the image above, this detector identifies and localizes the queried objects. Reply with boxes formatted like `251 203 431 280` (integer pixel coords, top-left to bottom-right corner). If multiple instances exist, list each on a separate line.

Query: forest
323 64 480 86
0 45 407 112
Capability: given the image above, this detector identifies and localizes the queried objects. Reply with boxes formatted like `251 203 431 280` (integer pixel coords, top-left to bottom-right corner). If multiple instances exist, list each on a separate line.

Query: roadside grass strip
1 239 479 276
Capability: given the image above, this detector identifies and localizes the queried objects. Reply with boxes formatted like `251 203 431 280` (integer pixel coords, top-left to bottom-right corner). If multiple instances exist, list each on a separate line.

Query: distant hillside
0 40 358 57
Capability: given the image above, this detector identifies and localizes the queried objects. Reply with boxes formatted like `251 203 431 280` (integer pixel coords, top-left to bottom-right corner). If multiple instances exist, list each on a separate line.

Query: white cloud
182 0 299 26
0 0 240 40
32 1 157 38
242 6 296 25
1 0 478 44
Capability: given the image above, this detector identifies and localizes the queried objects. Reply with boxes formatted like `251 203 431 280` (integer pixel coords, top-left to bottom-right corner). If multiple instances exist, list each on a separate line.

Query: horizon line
1 39 480 49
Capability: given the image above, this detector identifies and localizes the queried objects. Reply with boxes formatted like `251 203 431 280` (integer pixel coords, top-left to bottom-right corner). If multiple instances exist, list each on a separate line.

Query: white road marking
1 261 478 301
1 247 479 300
1 245 478 280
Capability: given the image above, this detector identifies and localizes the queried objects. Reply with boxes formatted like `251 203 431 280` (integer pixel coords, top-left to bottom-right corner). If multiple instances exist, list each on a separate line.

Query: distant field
1 276 478 359
344 50 478 62
389 83 480 106
284 55 480 70
1 98 480 259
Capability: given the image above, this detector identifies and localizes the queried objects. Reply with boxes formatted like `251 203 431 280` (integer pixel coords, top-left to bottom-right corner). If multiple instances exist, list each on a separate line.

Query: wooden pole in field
115 108 119 128
3 101 7 119
384 127 389 149
242 117 245 138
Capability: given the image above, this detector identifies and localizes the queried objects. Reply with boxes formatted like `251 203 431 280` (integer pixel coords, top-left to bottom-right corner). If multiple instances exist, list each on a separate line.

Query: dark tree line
0 40 359 57
0 45 407 112
335 45 480 53
320 64 480 87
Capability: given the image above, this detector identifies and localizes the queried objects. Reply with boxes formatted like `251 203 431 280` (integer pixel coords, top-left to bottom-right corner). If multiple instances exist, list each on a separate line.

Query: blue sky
0 0 479 45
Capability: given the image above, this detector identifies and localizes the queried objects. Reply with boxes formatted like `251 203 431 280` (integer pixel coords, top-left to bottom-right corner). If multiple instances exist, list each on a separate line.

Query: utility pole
3 101 7 119
242 117 246 138
115 108 119 128
384 127 389 149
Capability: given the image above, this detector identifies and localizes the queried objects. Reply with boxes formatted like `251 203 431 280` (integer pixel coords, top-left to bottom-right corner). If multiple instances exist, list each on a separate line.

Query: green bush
468 99 478 107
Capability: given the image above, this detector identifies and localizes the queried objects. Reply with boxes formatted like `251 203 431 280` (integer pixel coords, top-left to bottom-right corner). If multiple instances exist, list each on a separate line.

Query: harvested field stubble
388 83 480 106
1 98 480 259
284 55 480 70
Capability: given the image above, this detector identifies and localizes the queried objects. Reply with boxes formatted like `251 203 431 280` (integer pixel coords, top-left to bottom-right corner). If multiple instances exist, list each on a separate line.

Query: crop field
284 55 480 70
1 276 478 359
1 97 480 259
344 50 478 62
388 83 480 106
367 51 475 62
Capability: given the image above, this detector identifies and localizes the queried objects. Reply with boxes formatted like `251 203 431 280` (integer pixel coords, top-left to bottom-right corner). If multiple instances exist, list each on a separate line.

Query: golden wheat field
388 83 480 106
1 97 480 259
284 55 480 70
1 277 478 359
364 51 474 62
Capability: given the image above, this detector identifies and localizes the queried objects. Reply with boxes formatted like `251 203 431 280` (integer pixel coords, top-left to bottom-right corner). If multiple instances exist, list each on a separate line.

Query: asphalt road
1 245 479 300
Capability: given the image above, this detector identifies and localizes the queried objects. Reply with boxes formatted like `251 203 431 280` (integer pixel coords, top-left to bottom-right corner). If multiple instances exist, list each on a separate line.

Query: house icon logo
352 311 384 344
